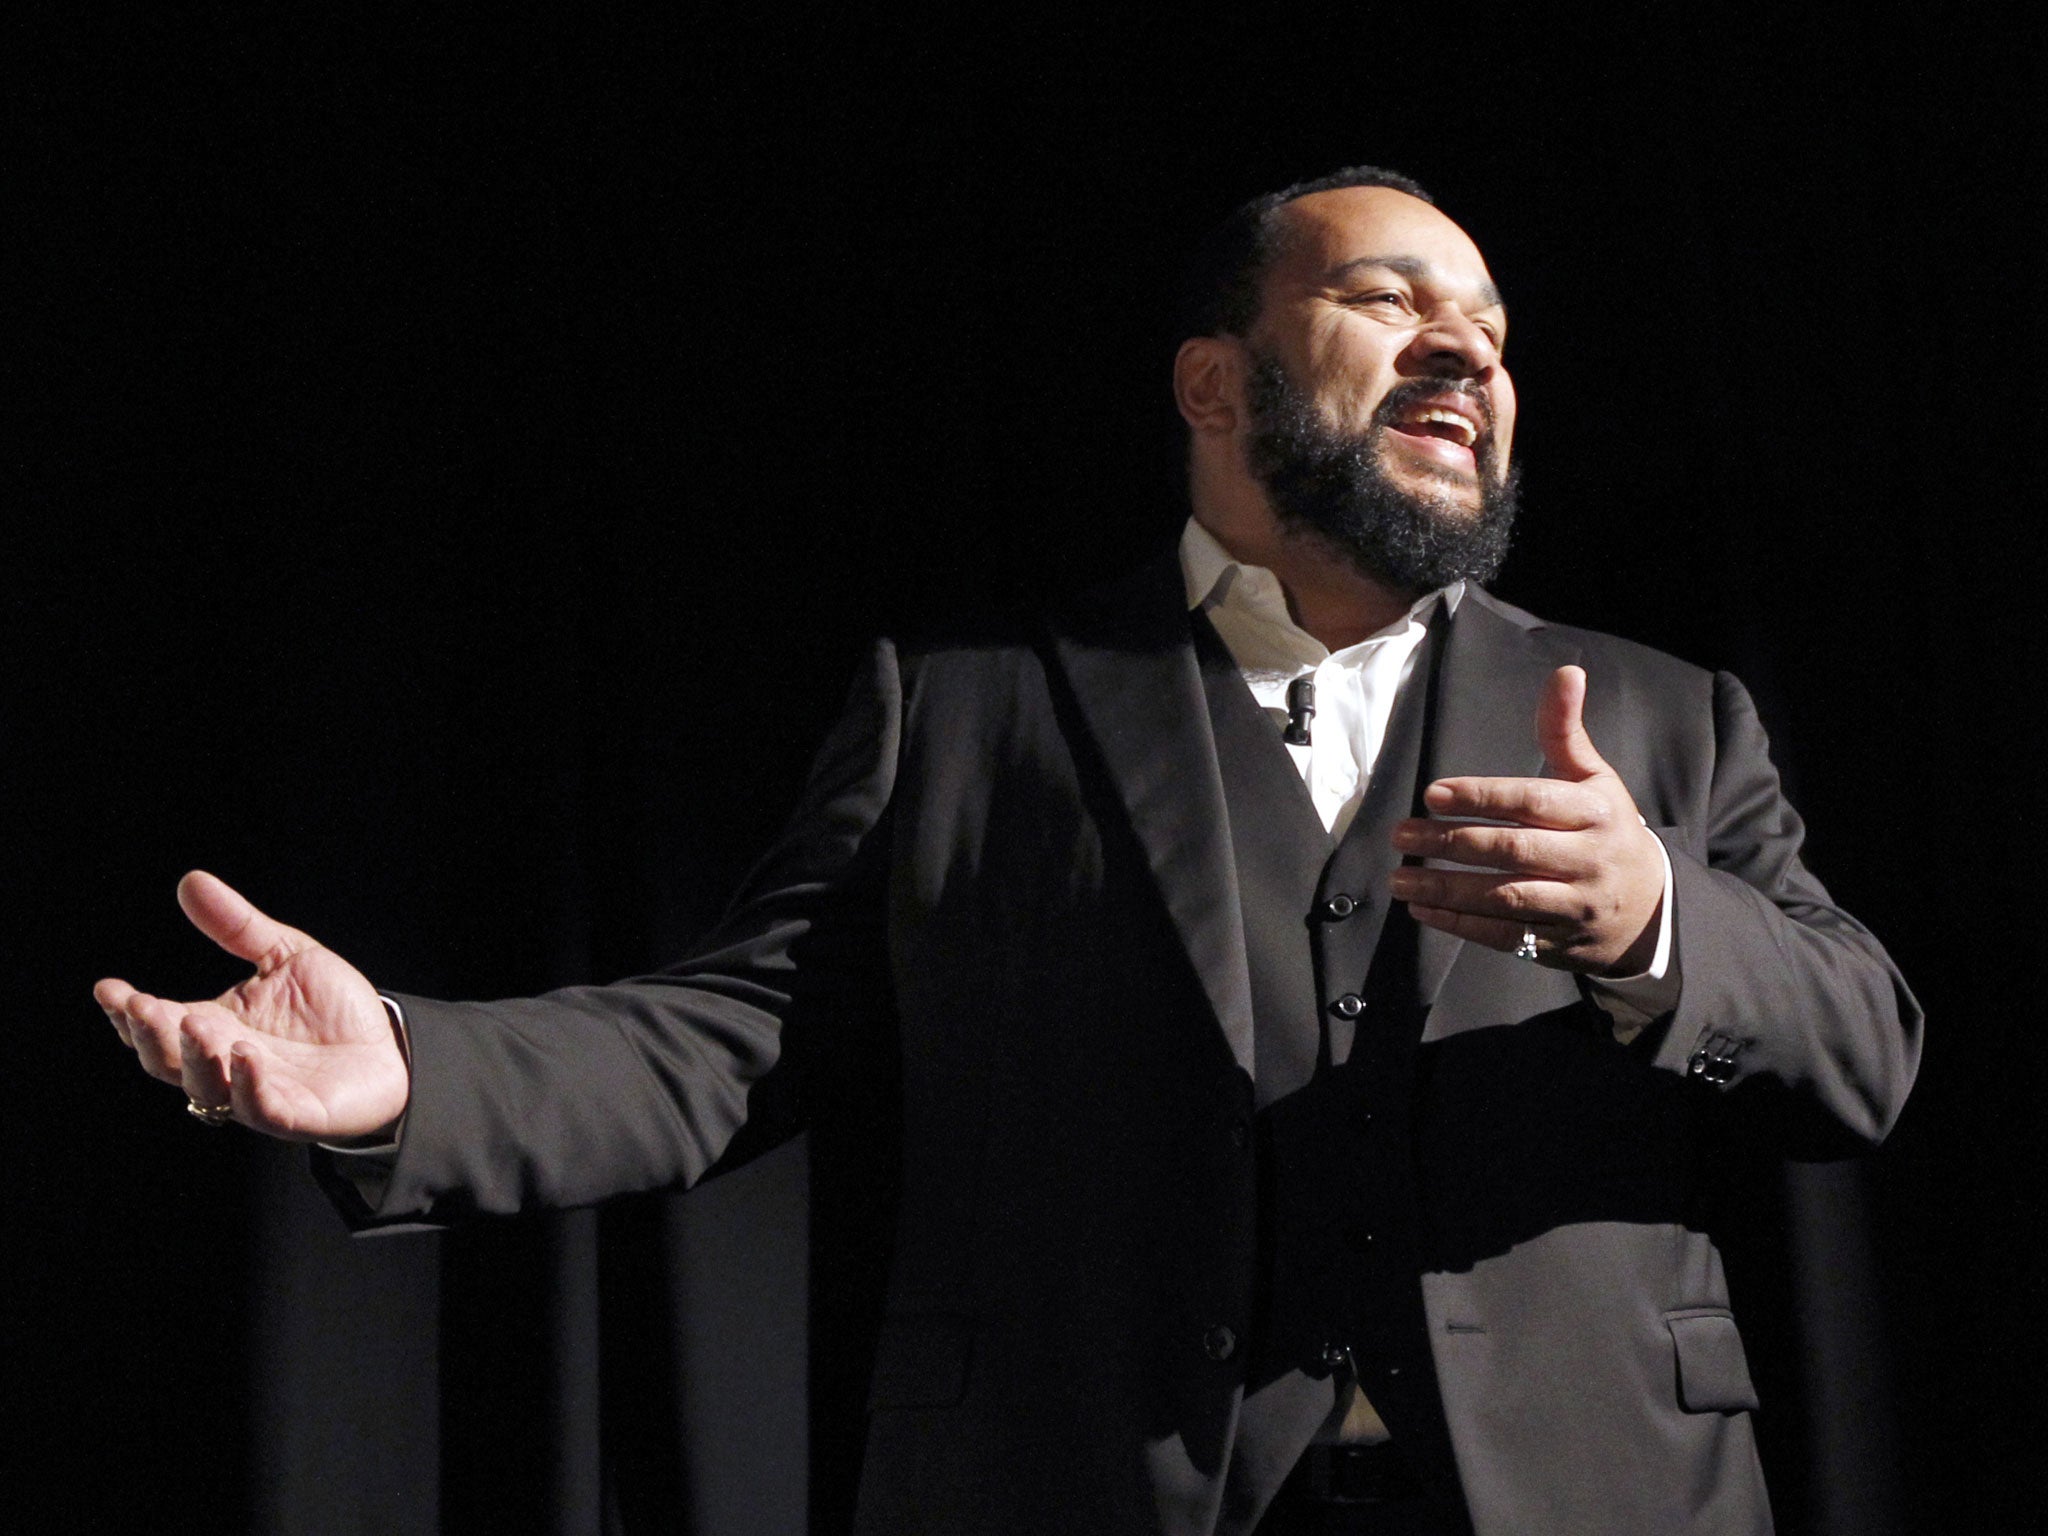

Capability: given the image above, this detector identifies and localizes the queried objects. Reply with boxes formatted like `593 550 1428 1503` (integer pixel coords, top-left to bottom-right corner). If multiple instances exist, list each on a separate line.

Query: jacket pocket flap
1666 1309 1759 1413
867 1313 973 1410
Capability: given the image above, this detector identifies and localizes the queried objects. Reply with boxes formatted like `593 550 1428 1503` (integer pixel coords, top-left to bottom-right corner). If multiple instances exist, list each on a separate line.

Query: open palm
96 871 410 1142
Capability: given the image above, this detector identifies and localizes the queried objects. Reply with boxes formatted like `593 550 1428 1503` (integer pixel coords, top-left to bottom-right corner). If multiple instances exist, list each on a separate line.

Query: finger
177 871 313 972
228 1042 274 1132
1421 775 1608 830
96 978 139 1046
179 1016 236 1115
1391 818 1601 877
121 992 190 1083
1389 864 1582 923
1537 665 1611 783
1407 903 1573 964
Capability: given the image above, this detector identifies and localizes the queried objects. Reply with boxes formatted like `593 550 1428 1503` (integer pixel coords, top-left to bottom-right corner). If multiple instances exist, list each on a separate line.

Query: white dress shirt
1181 519 1457 842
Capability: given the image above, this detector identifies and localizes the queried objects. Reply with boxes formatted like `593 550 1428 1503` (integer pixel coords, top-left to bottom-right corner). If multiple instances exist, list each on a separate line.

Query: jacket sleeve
315 639 905 1228
1647 669 1922 1155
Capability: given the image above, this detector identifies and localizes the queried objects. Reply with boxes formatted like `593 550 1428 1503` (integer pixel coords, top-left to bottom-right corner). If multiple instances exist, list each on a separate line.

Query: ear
1173 336 1244 437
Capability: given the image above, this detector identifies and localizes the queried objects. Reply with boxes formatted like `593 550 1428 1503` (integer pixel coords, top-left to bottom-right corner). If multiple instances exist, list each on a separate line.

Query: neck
1192 495 1418 651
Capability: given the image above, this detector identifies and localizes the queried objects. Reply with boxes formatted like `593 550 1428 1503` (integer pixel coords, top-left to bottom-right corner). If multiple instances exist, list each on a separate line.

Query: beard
1243 352 1520 596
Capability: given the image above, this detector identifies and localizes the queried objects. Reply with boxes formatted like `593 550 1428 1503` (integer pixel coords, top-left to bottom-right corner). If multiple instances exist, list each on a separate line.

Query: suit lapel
1415 590 1582 1008
1047 552 1258 1081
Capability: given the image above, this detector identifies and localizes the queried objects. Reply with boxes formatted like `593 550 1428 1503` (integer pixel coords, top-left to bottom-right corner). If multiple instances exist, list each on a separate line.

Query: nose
1407 303 1500 378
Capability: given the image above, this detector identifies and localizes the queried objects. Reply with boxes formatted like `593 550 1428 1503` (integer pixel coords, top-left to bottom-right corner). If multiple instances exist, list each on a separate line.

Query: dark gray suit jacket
327 555 1921 1534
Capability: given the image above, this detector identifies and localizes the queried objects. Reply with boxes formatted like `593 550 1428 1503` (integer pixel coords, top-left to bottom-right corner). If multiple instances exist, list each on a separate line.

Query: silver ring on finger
186 1098 235 1128
1513 928 1541 963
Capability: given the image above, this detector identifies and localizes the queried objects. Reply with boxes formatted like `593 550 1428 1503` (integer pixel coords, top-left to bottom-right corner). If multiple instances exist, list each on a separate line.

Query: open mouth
1396 403 1480 449
1378 389 1490 482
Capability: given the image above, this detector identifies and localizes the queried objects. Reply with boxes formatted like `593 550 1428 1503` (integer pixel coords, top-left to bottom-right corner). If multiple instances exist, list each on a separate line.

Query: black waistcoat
1192 610 1473 1536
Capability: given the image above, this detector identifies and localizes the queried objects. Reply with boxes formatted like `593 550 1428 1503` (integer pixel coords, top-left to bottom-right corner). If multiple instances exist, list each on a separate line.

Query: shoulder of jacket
1467 585 1716 692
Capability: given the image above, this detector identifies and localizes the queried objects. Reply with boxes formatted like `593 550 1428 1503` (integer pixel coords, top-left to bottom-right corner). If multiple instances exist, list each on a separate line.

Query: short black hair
1179 165 1435 341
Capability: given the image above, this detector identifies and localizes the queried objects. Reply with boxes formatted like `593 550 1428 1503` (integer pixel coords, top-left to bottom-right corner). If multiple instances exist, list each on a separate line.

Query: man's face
1241 186 1519 592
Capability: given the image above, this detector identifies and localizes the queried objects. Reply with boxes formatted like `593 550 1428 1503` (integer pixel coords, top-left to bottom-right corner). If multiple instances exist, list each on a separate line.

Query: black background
10 7 2038 1532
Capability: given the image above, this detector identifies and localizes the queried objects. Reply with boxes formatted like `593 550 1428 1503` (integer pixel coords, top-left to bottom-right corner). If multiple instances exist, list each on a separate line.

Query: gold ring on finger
186 1098 234 1127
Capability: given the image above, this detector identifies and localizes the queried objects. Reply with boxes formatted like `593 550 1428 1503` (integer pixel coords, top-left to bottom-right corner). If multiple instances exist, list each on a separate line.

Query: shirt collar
1178 517 1462 659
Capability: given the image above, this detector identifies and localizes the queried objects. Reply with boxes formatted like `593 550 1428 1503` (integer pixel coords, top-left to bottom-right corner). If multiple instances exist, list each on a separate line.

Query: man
99 168 1921 1534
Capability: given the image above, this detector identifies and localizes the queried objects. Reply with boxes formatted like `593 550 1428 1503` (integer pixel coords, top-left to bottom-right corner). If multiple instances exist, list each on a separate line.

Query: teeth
1412 407 1478 447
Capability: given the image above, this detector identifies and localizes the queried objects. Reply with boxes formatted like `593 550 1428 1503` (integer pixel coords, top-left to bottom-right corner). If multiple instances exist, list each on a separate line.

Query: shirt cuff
1585 830 1679 1041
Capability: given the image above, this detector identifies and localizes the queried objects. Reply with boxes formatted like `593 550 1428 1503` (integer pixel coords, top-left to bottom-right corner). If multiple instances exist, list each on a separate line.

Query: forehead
1262 186 1499 306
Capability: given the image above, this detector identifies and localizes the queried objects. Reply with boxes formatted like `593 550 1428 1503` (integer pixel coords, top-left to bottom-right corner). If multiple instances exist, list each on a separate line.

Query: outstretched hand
1388 665 1665 975
95 872 410 1142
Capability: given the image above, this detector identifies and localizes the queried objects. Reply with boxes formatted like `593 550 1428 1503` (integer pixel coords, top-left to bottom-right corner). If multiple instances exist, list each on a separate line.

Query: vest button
1322 893 1357 920
1330 993 1365 1019
1321 1342 1350 1372
1202 1324 1238 1362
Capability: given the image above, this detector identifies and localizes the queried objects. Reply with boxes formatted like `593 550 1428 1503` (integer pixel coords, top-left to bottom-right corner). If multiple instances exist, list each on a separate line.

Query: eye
1351 290 1411 312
